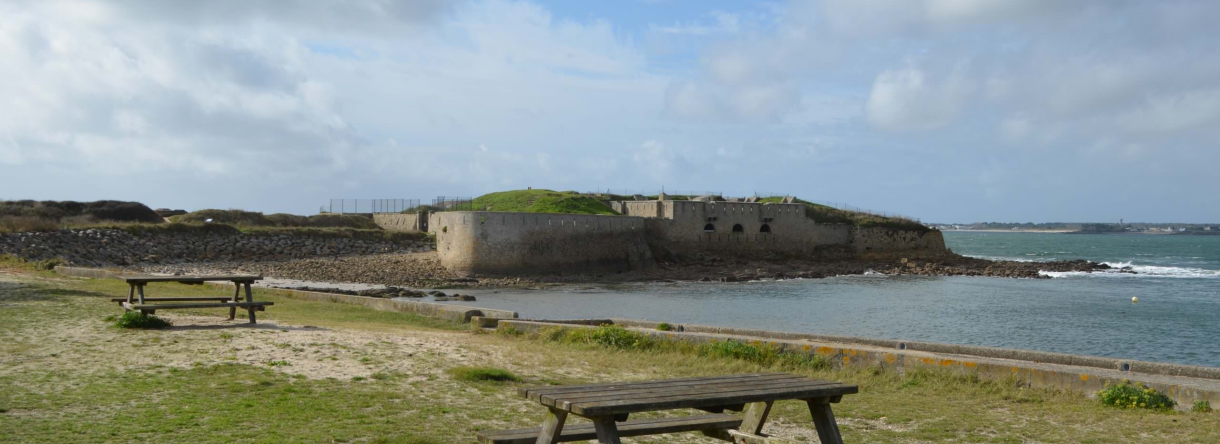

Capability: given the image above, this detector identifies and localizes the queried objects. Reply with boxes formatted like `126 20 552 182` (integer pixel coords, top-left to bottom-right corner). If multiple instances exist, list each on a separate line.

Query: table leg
806 398 845 444
534 407 567 444
591 417 621 444
739 401 773 435
127 285 135 304
136 284 146 304
244 282 256 323
229 282 240 320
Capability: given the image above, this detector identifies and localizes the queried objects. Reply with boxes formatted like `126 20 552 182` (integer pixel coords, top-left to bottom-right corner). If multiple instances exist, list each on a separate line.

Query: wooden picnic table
117 275 271 324
478 373 858 444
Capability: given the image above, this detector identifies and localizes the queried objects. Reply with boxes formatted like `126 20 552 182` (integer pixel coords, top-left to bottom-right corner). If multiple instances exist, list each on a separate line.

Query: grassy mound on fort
758 197 931 232
171 210 382 230
469 189 618 215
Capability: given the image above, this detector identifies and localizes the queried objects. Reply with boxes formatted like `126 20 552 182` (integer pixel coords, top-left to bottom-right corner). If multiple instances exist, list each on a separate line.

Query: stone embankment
262 285 477 301
0 228 430 267
137 253 530 288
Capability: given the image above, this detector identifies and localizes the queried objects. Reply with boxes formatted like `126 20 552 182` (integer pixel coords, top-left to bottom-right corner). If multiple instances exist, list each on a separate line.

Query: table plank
556 381 843 413
570 384 857 416
124 275 263 284
542 376 817 408
519 373 786 401
122 301 273 310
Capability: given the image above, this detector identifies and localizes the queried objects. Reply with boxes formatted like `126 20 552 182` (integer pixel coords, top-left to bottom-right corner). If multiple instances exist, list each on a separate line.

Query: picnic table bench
478 373 857 444
117 275 272 324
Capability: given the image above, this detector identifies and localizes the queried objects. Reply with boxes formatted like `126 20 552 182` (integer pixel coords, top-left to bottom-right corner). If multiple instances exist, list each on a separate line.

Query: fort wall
430 199 943 274
432 212 655 276
852 227 946 254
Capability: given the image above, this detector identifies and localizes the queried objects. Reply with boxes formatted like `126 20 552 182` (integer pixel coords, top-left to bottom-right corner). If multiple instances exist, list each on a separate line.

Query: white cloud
866 64 974 131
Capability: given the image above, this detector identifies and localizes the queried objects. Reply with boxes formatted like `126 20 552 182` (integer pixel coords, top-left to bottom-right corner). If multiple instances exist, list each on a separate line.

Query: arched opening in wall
732 224 744 233
760 224 771 233
703 223 715 232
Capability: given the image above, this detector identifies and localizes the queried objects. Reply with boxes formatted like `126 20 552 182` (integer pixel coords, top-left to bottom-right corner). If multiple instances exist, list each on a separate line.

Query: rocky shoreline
133 251 1119 289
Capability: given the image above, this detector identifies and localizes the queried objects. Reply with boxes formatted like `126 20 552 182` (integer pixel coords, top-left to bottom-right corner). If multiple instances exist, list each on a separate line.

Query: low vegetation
447 366 521 383
1097 380 1176 410
113 311 173 329
758 196 931 232
1194 401 1213 413
170 209 381 230
532 324 831 371
468 189 618 215
0 200 164 233
698 339 830 371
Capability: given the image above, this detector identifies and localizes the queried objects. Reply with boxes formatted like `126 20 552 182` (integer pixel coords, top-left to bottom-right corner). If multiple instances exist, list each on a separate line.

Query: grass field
469 190 619 215
757 197 930 232
0 260 1216 443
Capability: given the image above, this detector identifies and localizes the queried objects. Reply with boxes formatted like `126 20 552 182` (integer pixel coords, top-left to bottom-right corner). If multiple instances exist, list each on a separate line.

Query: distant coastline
945 229 1074 233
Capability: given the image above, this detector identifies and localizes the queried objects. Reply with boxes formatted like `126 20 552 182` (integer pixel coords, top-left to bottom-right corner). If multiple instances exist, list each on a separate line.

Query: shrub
699 340 830 371
656 322 673 331
447 366 521 383
31 258 63 271
114 312 172 329
0 200 161 223
0 215 61 233
568 325 657 351
1097 380 1175 410
1192 400 1212 413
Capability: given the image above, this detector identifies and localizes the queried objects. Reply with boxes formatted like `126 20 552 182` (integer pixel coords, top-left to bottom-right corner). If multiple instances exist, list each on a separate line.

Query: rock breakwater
0 228 430 267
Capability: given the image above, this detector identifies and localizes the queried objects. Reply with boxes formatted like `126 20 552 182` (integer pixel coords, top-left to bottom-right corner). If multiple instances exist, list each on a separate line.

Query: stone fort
374 196 945 276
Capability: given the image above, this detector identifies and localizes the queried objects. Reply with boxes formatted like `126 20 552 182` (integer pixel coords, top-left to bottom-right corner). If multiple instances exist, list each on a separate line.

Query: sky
2 0 1218 223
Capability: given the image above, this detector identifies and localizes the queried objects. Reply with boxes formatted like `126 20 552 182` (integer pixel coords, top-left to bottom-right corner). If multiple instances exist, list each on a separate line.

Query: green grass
114 311 172 329
1193 401 1213 413
3 267 1219 443
698 339 830 371
170 209 382 229
758 196 931 232
468 189 618 215
447 366 521 383
1097 380 1176 410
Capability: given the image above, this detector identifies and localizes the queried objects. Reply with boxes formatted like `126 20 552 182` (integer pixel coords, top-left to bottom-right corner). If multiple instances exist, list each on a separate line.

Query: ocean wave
963 254 1038 263
1041 263 1220 279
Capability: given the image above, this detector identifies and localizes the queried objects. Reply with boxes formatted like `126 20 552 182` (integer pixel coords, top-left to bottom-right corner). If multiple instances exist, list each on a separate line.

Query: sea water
442 232 1220 367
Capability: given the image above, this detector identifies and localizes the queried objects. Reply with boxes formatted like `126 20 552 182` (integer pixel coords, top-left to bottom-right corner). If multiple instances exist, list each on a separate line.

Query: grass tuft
656 322 674 331
698 340 831 371
1097 380 1175 410
447 366 521 383
1192 400 1213 413
114 312 172 329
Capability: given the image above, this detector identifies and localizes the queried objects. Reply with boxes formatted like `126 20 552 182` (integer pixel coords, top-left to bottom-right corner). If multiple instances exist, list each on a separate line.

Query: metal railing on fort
322 199 421 214
432 197 475 212
806 200 921 223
